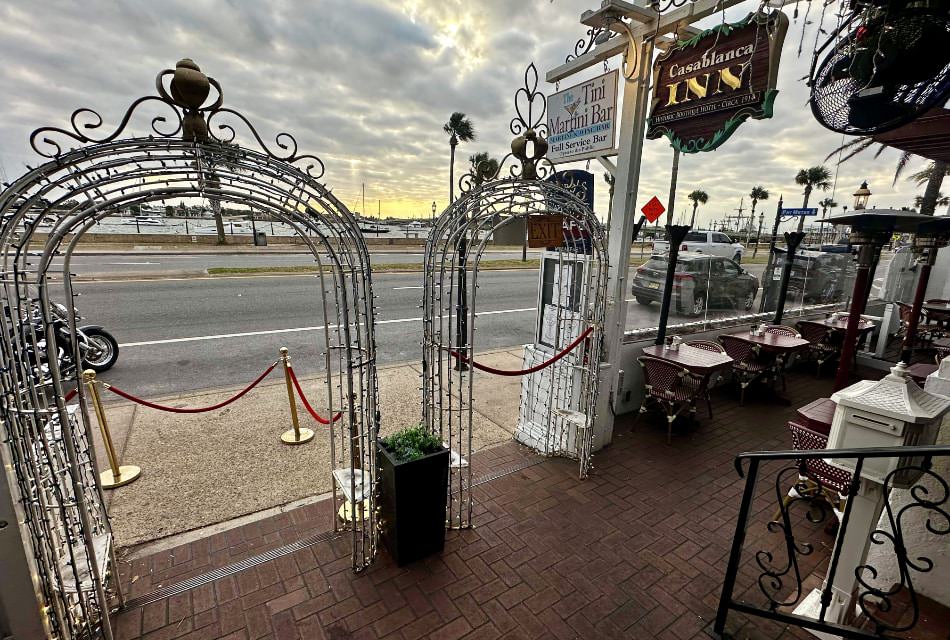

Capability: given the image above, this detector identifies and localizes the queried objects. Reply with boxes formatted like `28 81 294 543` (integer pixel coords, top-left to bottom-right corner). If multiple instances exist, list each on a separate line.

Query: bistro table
796 397 836 436
731 330 810 353
729 331 809 404
907 362 938 386
822 316 876 352
641 343 733 375
821 316 875 335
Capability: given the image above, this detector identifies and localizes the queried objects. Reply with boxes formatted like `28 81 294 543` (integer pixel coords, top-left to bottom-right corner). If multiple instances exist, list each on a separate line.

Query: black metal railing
713 444 950 640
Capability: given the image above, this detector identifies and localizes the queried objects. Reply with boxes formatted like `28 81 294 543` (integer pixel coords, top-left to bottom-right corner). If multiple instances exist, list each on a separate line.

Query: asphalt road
47 249 541 277
63 251 889 399
75 259 772 398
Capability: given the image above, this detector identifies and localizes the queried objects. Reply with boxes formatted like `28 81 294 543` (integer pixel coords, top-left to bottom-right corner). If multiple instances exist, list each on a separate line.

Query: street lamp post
432 201 436 225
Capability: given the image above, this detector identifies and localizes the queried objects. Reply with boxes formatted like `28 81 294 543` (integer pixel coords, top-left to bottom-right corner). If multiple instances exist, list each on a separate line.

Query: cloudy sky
0 0 934 231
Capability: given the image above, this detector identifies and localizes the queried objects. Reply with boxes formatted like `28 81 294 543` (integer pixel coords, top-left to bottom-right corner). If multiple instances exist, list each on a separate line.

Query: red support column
901 250 935 363
834 244 876 392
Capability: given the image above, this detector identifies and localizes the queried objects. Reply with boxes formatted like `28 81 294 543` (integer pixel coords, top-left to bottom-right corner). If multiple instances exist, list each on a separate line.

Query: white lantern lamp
828 361 950 488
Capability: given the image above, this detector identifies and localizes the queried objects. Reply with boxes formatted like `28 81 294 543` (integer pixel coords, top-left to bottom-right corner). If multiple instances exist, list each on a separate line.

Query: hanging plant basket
377 426 449 566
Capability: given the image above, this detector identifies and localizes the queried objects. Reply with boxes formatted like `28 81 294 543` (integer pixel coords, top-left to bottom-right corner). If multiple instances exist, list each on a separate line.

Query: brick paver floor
111 368 859 640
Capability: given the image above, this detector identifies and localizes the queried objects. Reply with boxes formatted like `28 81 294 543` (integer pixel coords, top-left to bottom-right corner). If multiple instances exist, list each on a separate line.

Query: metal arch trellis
422 64 609 531
0 59 381 640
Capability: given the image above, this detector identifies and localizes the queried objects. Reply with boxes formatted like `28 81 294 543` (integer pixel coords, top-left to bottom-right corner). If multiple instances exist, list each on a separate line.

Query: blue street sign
781 207 818 216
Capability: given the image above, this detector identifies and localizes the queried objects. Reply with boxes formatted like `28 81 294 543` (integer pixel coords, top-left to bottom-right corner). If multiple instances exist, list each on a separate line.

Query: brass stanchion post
279 347 314 445
83 370 140 489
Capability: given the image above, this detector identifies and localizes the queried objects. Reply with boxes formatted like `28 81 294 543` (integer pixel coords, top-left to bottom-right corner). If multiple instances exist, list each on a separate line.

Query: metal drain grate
122 455 548 610
471 456 545 486
122 529 341 610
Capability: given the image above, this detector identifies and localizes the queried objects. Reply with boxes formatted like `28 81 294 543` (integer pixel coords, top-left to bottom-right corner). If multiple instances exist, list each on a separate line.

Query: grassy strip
208 258 538 275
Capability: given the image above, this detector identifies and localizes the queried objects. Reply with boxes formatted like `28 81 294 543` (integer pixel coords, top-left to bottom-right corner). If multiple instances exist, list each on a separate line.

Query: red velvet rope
64 388 78 403
451 327 594 376
103 362 278 413
288 367 343 425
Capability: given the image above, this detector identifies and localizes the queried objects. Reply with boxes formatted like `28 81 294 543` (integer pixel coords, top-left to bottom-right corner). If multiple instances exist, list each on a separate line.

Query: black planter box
376 443 449 566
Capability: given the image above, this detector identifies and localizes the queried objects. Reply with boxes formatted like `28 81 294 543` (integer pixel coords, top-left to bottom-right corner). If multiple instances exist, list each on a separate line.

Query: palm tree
794 166 832 231
469 152 499 187
825 138 948 215
818 197 838 216
444 112 475 202
749 186 769 220
909 161 950 214
748 186 769 253
914 192 950 209
687 189 708 227
200 140 243 244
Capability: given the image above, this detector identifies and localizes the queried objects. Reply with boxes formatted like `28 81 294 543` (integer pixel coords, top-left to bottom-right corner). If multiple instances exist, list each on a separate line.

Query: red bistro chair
795 320 836 377
635 355 705 444
774 421 853 524
718 334 775 405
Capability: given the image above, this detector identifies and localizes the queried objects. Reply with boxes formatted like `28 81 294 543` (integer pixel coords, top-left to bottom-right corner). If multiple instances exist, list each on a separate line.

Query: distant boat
359 224 390 234
120 216 164 226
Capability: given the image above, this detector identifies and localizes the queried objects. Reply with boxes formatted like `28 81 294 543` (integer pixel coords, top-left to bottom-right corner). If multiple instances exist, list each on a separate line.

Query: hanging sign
528 215 565 248
646 10 789 154
781 208 818 216
547 70 619 163
641 196 666 223
546 169 595 210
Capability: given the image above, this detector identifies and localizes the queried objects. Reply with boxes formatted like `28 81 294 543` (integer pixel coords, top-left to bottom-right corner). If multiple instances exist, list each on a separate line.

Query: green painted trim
674 13 754 50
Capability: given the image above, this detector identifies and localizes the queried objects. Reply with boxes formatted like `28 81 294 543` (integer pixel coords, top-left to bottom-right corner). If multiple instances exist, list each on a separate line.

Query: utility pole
734 197 744 240
667 147 679 226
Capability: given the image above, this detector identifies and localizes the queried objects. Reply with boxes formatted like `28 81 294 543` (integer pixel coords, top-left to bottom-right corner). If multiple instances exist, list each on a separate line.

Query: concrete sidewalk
88 349 526 549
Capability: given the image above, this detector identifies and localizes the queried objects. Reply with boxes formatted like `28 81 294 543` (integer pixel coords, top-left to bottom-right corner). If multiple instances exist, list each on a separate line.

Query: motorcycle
20 301 119 379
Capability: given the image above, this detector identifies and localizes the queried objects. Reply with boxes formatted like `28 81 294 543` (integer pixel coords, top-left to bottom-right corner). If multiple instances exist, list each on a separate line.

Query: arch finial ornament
29 58 325 179
459 63 558 192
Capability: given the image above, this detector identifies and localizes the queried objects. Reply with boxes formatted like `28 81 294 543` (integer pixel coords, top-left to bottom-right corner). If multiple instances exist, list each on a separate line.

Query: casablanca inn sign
647 10 789 153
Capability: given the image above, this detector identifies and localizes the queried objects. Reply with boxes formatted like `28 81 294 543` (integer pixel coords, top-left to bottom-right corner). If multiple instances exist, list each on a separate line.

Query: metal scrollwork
29 97 184 158
460 62 560 192
856 460 950 634
755 466 832 610
28 58 326 179
509 63 547 138
565 27 619 63
206 109 325 180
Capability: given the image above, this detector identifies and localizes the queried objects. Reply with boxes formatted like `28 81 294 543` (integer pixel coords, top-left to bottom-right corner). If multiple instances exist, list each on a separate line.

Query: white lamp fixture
828 362 950 488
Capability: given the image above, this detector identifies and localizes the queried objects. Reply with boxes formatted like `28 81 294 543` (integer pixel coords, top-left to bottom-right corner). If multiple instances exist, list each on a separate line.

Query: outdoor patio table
822 317 875 334
795 397 835 436
640 344 733 375
907 362 938 386
730 331 810 353
728 331 809 404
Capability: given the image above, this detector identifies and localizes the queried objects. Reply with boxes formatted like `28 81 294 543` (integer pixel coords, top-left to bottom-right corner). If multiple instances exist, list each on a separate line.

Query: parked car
760 248 857 311
631 253 760 316
652 230 745 262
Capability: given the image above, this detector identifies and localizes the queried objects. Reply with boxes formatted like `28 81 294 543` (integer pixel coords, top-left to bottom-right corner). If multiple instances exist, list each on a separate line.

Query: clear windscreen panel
696 252 758 326
789 249 858 317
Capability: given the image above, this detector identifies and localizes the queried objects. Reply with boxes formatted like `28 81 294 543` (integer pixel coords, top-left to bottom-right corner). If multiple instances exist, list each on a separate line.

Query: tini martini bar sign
547 70 619 163
647 10 789 154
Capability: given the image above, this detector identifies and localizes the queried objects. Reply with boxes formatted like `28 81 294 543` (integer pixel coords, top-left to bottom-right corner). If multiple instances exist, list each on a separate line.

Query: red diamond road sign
641 196 666 222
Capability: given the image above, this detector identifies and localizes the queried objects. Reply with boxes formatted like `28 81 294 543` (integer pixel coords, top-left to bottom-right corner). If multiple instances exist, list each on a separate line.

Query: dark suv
631 252 760 316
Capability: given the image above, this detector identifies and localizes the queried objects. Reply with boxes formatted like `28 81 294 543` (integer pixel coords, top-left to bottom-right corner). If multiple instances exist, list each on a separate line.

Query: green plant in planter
377 425 449 566
380 425 443 462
